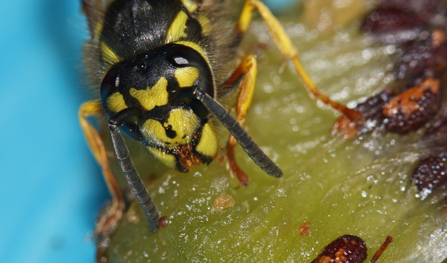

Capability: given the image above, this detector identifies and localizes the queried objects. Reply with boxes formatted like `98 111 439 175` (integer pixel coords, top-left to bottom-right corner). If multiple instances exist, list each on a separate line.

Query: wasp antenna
109 118 160 234
193 88 283 178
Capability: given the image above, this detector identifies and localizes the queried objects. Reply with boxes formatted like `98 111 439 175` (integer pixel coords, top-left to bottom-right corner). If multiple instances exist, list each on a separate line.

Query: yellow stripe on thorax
100 42 120 65
180 0 198 13
129 77 169 111
198 14 211 36
165 11 189 43
175 67 200 88
94 22 103 42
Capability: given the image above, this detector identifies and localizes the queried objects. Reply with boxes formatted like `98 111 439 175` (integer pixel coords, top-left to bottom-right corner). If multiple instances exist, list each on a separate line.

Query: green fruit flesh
101 19 447 263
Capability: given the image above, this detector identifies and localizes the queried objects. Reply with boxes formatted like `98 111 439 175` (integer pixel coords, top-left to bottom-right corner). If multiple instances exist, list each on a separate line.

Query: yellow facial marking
107 92 127 113
175 41 209 64
175 67 200 88
147 147 176 168
198 14 211 36
100 42 120 64
130 77 169 111
195 123 217 158
181 0 198 13
141 109 200 147
165 11 189 43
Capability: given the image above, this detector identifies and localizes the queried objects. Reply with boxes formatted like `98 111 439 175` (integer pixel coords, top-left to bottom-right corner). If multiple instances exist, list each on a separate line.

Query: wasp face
80 0 284 235
100 44 217 171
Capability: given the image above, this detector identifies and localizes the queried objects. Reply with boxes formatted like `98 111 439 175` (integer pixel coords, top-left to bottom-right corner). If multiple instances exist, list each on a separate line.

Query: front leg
236 0 362 123
223 55 258 187
79 100 125 235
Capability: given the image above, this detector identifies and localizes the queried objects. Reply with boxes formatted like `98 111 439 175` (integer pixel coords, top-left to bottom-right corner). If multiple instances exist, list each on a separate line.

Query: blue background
0 1 108 262
0 0 293 262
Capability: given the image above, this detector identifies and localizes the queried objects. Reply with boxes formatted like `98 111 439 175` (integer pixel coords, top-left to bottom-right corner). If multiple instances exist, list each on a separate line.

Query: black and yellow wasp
79 0 358 234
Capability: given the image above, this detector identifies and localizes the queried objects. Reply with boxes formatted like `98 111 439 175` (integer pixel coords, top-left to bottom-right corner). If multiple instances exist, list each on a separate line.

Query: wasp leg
237 0 362 122
193 88 283 179
79 100 125 235
222 55 259 186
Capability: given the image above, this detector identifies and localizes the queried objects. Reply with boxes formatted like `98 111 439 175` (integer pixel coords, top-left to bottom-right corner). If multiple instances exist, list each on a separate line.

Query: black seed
362 9 424 39
378 0 442 23
357 89 394 117
332 89 393 138
361 0 446 43
383 77 442 134
356 89 394 134
394 30 447 81
412 154 447 194
311 235 367 263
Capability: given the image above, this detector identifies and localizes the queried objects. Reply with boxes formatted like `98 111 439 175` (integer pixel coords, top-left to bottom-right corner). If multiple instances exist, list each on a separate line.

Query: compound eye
99 67 126 118
100 66 122 116
166 46 193 67
166 44 214 98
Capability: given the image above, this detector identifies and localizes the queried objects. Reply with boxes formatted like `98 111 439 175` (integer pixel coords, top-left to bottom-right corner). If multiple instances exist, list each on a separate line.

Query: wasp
79 0 356 234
